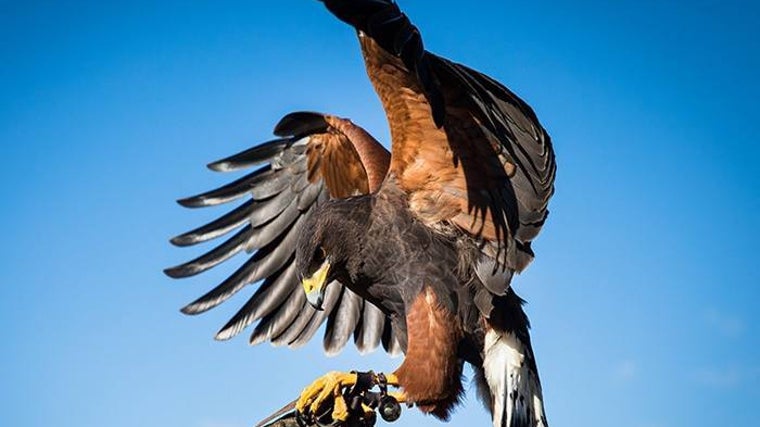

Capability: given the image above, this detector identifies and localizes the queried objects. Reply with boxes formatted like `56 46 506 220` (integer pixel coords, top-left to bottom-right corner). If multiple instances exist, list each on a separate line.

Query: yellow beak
302 260 330 310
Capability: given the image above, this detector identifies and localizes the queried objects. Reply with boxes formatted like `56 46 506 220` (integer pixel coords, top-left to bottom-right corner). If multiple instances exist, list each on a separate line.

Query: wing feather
272 280 342 348
249 286 307 346
215 261 298 341
164 225 254 278
243 198 300 252
207 138 291 172
381 315 403 356
167 111 397 356
176 166 280 208
354 302 385 354
170 199 255 247
179 215 301 315
324 288 363 356
324 0 555 296
249 189 294 226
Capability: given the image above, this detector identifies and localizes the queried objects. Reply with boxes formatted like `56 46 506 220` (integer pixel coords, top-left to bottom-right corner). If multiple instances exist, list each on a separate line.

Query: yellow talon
295 371 358 416
331 391 349 421
294 370 407 422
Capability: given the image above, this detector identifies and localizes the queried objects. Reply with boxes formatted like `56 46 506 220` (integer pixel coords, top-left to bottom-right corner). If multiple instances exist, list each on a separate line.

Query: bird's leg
377 373 408 405
387 391 407 404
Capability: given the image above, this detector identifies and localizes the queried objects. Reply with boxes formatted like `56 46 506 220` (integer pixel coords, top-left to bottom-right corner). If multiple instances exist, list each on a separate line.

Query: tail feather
481 291 547 427
483 330 547 427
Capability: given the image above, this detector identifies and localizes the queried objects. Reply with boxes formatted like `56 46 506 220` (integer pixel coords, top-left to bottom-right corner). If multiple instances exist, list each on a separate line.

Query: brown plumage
393 286 463 418
166 1 555 426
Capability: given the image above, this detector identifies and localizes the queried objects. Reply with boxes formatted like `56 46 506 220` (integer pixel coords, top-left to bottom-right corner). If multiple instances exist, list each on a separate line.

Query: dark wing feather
170 199 254 247
415 55 555 281
215 261 298 341
354 300 385 354
432 57 556 233
324 287 363 355
166 112 397 355
324 0 555 294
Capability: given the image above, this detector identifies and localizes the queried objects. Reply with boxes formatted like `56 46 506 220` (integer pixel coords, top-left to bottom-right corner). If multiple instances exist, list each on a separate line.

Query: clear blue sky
2 1 758 426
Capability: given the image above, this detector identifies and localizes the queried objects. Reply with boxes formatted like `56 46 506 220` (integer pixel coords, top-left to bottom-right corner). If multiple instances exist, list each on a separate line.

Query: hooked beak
302 260 330 310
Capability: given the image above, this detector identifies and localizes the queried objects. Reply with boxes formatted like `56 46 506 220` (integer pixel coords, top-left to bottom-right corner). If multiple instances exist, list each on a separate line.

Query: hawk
166 1 556 426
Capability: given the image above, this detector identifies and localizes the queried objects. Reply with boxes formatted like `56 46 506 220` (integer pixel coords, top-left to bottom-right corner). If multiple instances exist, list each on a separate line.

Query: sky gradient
1 1 758 426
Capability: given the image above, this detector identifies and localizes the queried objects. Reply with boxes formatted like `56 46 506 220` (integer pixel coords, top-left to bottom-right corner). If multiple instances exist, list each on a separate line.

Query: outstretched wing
165 112 402 355
323 0 556 294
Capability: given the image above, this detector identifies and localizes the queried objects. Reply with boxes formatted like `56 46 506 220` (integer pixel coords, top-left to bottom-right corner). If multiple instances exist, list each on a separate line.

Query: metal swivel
378 395 401 422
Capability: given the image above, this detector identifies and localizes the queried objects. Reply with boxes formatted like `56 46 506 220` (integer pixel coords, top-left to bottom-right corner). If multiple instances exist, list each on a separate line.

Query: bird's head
295 199 370 310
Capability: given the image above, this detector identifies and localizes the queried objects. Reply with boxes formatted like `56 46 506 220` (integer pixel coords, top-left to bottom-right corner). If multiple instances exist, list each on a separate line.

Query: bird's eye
314 246 326 263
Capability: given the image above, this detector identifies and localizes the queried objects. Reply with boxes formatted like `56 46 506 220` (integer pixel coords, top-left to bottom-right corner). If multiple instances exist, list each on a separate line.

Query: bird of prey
165 1 556 426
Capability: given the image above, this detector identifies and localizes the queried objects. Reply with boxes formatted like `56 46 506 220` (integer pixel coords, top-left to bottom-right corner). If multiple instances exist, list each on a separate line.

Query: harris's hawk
166 1 556 426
